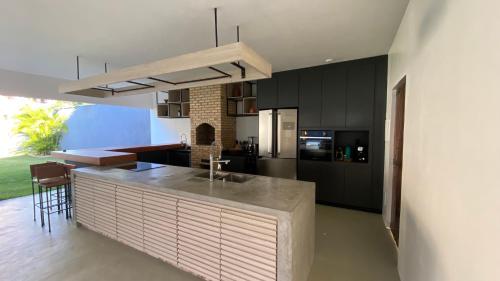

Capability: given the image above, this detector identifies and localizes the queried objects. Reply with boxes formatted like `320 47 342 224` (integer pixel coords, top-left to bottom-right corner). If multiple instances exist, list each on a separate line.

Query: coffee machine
247 136 257 155
354 139 368 162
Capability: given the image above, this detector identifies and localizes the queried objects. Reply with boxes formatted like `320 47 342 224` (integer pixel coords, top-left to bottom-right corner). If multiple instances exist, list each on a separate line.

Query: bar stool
59 163 76 216
29 162 59 221
36 165 71 232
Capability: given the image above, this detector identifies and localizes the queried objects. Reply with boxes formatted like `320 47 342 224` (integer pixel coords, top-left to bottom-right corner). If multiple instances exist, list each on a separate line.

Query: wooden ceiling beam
66 67 265 98
59 42 271 98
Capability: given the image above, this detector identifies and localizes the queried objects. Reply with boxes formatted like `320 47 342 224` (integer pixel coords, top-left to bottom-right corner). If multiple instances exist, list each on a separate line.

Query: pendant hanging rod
104 62 109 90
76 56 80 80
235 25 242 67
214 8 219 47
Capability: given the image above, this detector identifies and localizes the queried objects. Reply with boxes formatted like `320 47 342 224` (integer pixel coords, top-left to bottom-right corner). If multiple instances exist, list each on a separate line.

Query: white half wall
149 107 259 146
0 68 154 108
384 0 500 280
150 110 191 145
236 116 259 142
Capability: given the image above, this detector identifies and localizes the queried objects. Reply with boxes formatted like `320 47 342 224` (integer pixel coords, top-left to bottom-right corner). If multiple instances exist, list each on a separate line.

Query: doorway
390 77 406 245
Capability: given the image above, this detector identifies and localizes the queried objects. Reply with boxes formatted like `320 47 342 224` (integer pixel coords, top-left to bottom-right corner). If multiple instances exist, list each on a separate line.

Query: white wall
384 0 500 280
150 110 191 144
0 68 154 108
149 109 259 146
236 116 259 142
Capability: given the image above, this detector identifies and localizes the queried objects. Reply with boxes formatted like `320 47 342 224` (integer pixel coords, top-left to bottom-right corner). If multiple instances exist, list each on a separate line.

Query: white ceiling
0 0 408 80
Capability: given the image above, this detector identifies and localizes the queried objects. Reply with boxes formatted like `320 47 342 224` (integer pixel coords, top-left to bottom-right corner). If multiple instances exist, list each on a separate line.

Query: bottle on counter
335 146 344 161
344 146 352 162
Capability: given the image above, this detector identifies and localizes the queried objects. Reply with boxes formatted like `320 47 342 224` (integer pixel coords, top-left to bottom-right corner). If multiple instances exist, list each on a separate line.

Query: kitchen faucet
180 133 188 147
209 141 230 181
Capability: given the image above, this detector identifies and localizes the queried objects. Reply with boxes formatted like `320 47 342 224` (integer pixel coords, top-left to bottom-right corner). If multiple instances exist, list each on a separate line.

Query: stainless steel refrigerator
258 109 297 179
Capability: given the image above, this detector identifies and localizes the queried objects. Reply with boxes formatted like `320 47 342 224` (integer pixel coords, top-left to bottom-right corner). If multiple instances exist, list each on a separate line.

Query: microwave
299 130 333 161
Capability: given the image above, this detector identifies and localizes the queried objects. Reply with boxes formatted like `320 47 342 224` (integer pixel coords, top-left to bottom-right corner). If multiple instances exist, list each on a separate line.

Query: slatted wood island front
72 166 315 281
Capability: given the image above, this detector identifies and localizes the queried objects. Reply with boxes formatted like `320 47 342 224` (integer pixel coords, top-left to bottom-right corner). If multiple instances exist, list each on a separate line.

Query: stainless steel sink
194 171 253 183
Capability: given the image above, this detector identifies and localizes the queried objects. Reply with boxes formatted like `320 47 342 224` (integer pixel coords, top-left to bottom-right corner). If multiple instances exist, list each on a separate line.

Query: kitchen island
72 164 315 281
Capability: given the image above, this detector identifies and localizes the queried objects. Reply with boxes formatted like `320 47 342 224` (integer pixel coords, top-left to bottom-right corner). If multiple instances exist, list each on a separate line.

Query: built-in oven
299 130 333 161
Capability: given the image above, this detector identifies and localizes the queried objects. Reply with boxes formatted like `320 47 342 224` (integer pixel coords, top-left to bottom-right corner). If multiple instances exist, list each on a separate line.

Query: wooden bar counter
51 143 184 166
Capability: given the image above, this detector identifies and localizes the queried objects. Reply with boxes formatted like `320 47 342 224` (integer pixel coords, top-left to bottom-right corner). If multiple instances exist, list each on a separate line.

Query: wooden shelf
334 130 369 163
226 82 252 98
182 103 190 118
181 89 190 102
157 103 169 118
156 90 190 118
168 90 182 103
169 103 182 118
226 83 257 116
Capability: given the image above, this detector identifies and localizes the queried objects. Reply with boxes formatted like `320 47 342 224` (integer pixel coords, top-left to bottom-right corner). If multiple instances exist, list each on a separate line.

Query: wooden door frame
390 76 406 246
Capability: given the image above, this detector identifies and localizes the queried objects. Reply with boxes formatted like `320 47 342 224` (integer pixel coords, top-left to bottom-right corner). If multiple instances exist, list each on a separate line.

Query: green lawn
0 155 61 200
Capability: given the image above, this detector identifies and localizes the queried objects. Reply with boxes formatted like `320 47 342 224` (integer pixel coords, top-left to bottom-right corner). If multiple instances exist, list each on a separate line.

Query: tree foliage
13 104 68 155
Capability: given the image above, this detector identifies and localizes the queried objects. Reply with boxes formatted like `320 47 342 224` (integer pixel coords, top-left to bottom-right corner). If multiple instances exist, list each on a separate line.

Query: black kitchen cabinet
322 64 347 128
325 164 346 205
257 78 278 109
137 150 169 164
221 155 257 174
299 68 323 127
277 71 299 108
260 55 387 212
168 150 191 167
344 165 372 209
137 149 190 167
298 160 346 204
222 155 246 173
257 71 298 109
298 160 327 200
346 62 375 128
322 164 346 205
370 58 388 210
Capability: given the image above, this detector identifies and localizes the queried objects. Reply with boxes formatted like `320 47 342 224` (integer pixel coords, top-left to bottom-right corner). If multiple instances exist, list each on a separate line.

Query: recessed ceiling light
325 58 333 63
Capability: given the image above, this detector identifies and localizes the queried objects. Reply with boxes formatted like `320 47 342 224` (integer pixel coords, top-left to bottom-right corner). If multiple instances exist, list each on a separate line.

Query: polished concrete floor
0 195 400 281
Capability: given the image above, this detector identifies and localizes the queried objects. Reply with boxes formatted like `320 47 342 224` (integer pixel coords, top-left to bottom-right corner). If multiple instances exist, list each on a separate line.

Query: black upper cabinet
257 71 298 109
257 78 278 109
346 62 375 128
322 64 347 128
277 71 299 108
299 68 322 127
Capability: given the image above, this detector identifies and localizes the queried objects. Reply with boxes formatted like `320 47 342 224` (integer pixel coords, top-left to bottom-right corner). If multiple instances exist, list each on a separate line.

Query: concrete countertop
51 143 185 166
73 164 315 214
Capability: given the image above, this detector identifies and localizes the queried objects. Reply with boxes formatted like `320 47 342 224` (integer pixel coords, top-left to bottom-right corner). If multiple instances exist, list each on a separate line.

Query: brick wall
190 85 236 167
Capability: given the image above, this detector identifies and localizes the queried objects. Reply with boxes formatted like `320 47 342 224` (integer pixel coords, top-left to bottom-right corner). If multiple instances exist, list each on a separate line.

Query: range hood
59 42 272 98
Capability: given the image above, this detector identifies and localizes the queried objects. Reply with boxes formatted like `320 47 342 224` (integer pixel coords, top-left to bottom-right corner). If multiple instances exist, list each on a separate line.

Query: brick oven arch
195 123 215 145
